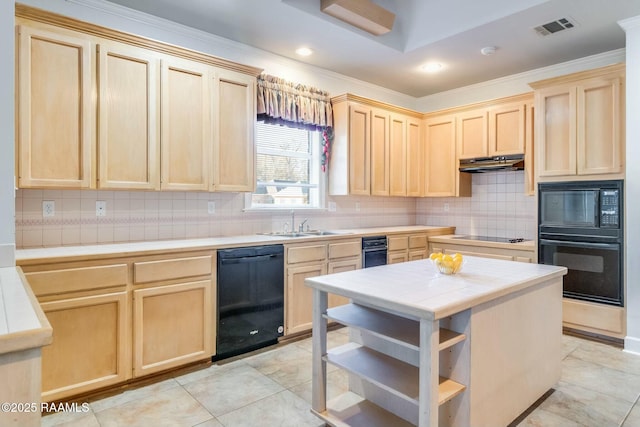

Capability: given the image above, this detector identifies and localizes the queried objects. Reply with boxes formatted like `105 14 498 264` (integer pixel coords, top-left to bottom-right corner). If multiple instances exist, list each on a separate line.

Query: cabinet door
536 85 576 177
489 102 525 156
456 109 488 159
97 42 160 189
161 58 211 191
577 76 622 175
389 113 407 196
327 258 360 307
40 292 129 401
424 116 457 196
133 280 212 377
348 104 371 195
406 118 423 197
17 26 93 189
387 251 408 264
370 108 390 196
286 263 327 335
212 69 256 191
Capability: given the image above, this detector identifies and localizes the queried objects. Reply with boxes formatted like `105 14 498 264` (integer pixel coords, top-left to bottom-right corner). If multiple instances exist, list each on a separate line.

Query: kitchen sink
258 230 349 238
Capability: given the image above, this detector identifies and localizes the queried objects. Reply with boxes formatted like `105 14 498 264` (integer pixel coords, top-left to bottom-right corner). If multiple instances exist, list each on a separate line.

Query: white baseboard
623 336 640 355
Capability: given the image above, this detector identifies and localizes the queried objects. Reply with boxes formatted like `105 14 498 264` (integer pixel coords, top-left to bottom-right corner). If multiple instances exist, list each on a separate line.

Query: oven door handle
539 239 619 250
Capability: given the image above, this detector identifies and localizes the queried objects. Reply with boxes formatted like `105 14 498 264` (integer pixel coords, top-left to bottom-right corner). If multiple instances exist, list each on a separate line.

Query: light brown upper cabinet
457 102 526 160
212 69 257 192
370 108 390 196
530 64 624 180
406 118 424 197
389 113 407 196
16 25 93 189
97 41 160 190
329 94 422 197
424 115 471 197
15 7 261 192
161 57 211 191
457 109 488 159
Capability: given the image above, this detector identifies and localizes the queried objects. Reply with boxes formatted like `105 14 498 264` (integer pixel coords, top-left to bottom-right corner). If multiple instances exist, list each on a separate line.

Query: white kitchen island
306 256 567 427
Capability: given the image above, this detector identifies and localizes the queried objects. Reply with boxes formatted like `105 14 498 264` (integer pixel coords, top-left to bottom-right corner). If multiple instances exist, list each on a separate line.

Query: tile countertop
15 225 456 264
0 267 52 353
306 256 564 321
428 234 536 251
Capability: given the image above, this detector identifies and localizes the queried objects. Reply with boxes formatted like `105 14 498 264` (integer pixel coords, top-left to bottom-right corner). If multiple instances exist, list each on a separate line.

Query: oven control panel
600 189 620 228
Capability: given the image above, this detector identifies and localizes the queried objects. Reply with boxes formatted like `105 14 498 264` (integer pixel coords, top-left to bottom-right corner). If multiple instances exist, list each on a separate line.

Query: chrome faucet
299 218 308 232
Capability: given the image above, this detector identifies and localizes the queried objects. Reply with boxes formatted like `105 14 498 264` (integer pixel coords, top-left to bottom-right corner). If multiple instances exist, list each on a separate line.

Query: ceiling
104 0 640 97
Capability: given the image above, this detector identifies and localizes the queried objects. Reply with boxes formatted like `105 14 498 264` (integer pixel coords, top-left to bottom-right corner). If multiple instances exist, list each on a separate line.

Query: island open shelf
307 257 567 426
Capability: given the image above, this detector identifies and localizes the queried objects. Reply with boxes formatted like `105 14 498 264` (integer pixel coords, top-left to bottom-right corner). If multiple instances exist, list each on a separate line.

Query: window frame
244 122 326 211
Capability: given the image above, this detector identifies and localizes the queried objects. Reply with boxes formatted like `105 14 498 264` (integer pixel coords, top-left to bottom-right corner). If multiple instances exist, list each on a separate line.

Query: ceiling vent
533 18 576 37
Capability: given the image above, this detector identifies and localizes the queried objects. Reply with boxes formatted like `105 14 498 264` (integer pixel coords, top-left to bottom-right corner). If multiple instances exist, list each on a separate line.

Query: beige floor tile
622 400 640 427
216 390 324 427
561 355 640 403
89 378 180 413
517 407 583 426
174 360 246 386
561 334 584 359
535 381 632 426
244 342 316 388
183 363 284 417
288 369 350 404
41 410 100 427
94 385 212 427
193 418 224 427
569 339 640 376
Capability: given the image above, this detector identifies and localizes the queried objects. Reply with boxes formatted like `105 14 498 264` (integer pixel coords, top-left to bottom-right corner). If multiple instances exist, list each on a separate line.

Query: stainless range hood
459 154 524 173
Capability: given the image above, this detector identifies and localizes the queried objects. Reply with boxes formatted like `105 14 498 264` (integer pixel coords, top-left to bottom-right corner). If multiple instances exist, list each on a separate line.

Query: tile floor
41 329 640 427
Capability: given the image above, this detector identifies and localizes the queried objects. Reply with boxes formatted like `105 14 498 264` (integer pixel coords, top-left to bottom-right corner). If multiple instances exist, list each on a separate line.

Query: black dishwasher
215 244 284 360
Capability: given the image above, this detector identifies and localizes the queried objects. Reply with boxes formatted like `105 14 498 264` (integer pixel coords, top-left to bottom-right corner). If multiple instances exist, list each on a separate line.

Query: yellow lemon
429 252 440 260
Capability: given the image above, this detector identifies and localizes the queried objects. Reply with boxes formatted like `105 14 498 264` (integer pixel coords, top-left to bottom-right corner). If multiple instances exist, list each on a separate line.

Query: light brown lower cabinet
429 242 535 263
388 233 428 264
21 250 215 402
40 291 130 402
133 280 212 377
285 239 361 335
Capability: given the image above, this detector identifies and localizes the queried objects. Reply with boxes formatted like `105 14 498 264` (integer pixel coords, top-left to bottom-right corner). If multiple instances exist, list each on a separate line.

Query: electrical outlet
355 202 361 212
444 203 450 212
207 201 216 214
328 201 336 212
96 201 106 217
43 200 55 217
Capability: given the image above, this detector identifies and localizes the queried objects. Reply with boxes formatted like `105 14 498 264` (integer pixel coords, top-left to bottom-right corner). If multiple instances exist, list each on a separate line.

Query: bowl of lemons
429 252 464 275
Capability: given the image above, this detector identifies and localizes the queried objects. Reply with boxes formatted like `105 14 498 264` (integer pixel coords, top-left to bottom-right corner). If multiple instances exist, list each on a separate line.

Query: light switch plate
207 201 216 214
43 200 55 217
328 201 336 212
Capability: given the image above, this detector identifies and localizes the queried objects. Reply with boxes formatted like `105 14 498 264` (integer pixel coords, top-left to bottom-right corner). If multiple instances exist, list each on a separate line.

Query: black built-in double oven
538 180 623 306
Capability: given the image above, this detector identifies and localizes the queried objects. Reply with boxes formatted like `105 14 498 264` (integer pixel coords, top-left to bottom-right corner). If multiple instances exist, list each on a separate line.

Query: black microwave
538 180 623 238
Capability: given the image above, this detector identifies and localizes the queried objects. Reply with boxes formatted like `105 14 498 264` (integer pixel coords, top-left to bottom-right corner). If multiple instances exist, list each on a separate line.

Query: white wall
0 1 15 267
415 49 626 112
620 16 640 354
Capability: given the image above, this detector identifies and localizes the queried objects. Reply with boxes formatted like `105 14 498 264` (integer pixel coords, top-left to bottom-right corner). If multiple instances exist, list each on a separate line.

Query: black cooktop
454 235 528 244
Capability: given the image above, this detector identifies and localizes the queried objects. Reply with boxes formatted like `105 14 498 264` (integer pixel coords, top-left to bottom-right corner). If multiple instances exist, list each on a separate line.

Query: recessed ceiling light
420 62 443 73
296 47 313 56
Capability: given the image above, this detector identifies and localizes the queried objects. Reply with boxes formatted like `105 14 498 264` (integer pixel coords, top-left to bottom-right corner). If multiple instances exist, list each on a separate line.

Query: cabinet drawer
387 236 408 251
409 235 427 249
287 244 327 264
134 255 212 284
328 240 361 260
26 264 128 297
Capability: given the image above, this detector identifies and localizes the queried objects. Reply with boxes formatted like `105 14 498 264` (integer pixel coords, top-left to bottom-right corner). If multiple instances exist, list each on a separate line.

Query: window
249 122 322 209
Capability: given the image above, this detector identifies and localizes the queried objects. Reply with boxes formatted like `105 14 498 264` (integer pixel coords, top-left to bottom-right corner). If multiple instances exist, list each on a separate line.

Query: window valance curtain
256 74 333 131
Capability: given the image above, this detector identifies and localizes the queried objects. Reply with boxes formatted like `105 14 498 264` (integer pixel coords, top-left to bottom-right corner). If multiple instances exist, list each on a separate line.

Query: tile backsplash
416 171 537 240
15 190 416 248
15 171 535 248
